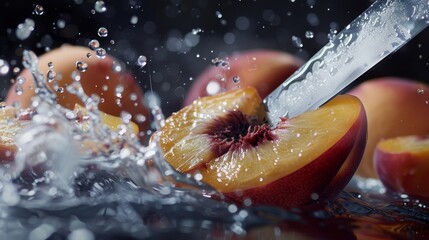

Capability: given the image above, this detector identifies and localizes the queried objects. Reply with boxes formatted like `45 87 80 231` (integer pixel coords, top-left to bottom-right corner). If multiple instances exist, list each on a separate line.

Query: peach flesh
184 49 302 105
159 87 367 208
6 45 149 134
349 77 429 178
374 136 429 200
204 110 276 157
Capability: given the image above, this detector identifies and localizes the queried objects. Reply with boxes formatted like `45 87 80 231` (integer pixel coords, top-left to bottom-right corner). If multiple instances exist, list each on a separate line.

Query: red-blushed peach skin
184 49 302 105
6 45 149 133
374 136 429 200
224 102 367 208
349 78 429 178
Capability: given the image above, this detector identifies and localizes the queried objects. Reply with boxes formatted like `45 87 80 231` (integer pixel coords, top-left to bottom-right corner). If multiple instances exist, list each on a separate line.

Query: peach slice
349 78 429 178
0 105 138 163
184 50 302 105
6 45 149 133
157 87 367 208
0 106 27 163
374 135 429 200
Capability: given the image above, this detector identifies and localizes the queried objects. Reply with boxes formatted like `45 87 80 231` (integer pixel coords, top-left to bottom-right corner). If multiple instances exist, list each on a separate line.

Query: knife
264 0 429 126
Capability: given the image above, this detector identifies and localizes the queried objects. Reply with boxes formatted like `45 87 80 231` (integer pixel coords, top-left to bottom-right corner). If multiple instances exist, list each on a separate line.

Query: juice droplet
94 1 107 13
97 27 108 37
0 59 10 76
34 5 44 15
95 48 106 59
76 61 88 72
88 39 100 50
137 55 147 68
232 76 240 83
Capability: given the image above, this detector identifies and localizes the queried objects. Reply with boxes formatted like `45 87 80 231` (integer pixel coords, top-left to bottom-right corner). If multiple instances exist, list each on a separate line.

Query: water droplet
13 67 21 74
71 70 81 81
15 85 24 95
47 70 56 82
94 1 107 13
115 84 124 98
211 58 230 69
88 39 100 50
130 15 138 24
17 76 26 85
192 28 202 35
0 59 10 76
57 87 64 93
34 5 44 15
112 61 122 72
292 35 303 48
22 50 38 69
86 53 92 58
56 19 66 29
135 114 146 123
95 48 106 59
232 76 240 83
16 18 35 40
305 30 314 39
206 81 221 95
47 62 53 68
137 55 147 68
215 11 222 18
417 87 425 94
97 27 108 37
76 61 88 72
311 192 319 200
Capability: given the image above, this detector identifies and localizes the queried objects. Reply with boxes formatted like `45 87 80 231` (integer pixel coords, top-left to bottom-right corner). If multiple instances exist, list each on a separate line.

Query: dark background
1 0 428 116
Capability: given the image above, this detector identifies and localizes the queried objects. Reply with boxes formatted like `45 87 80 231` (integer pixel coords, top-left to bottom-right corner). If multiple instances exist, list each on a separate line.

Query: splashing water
0 46 427 239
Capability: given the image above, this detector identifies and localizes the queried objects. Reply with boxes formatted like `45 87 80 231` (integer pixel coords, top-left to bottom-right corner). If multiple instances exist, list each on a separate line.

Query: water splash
0 50 428 239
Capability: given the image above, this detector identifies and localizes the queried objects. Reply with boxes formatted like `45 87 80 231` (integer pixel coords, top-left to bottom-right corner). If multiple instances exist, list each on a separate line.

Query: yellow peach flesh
159 87 263 172
201 95 363 192
377 136 429 155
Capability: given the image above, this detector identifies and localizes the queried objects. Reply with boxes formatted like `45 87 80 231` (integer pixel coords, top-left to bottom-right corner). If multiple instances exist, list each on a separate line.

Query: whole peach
374 135 429 200
349 77 429 178
184 49 302 105
6 45 149 133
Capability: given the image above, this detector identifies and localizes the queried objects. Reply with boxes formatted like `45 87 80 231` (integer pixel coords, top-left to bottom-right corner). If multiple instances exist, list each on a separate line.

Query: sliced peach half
0 106 27 163
374 135 429 200
157 87 367 208
0 105 138 164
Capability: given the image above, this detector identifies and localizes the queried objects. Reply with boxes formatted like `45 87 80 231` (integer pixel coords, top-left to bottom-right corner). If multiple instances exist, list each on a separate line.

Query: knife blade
264 0 429 126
